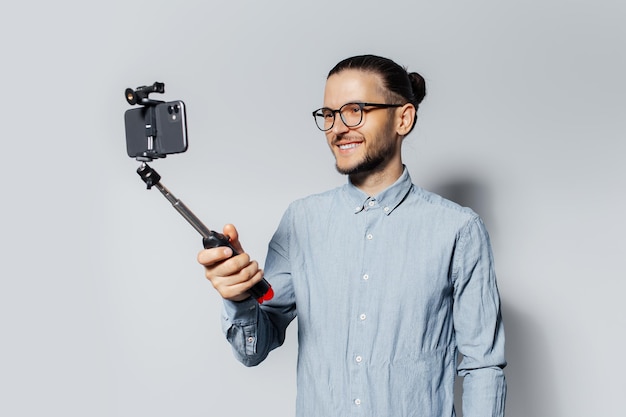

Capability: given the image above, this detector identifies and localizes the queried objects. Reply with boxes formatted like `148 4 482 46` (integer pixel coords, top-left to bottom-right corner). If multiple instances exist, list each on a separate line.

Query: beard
335 143 393 176
334 127 397 176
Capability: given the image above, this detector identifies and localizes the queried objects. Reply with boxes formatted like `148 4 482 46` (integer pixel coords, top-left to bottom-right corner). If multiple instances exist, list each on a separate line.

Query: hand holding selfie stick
137 163 274 303
125 82 273 304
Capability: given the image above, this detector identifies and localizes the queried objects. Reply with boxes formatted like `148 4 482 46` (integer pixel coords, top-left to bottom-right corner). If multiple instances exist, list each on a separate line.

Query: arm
452 216 507 417
198 222 296 366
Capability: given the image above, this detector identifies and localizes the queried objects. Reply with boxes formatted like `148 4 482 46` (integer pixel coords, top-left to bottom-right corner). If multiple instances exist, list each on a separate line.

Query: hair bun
408 72 426 105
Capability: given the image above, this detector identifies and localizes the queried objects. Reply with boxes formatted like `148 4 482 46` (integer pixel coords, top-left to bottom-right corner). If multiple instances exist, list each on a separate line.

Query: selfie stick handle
137 163 274 304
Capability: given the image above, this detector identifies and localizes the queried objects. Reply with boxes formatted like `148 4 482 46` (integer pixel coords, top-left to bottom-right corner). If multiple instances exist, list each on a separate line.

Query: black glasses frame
312 102 403 131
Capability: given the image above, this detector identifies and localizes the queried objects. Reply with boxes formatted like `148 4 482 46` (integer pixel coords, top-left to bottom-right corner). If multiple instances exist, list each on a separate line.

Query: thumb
222 224 244 254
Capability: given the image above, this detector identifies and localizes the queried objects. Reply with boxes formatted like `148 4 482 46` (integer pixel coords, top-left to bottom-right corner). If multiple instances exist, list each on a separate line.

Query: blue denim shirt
222 168 506 417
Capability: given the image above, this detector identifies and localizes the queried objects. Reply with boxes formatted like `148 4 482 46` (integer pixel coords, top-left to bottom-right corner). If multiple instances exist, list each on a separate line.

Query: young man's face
323 69 401 176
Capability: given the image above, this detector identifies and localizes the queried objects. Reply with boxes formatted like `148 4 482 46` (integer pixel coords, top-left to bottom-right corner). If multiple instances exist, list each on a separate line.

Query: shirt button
247 337 254 343
366 233 373 240
383 206 390 213
359 313 367 321
368 200 375 207
362 274 369 281
355 355 363 363
354 399 361 406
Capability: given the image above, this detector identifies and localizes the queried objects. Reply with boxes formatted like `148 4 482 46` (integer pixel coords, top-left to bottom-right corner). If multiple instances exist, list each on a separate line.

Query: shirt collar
343 166 413 215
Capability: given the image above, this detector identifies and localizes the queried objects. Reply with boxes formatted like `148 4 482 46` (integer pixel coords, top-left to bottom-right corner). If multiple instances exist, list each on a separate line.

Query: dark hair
328 54 426 132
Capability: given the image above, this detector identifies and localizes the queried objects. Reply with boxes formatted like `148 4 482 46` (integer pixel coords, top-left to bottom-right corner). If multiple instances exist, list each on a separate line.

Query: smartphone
125 100 188 158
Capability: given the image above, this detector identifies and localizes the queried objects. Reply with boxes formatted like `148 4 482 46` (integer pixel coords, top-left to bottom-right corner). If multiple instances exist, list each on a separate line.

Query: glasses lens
314 108 334 131
339 103 363 127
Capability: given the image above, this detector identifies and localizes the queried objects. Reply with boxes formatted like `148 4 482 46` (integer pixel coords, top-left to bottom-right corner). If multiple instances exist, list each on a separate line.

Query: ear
395 103 416 136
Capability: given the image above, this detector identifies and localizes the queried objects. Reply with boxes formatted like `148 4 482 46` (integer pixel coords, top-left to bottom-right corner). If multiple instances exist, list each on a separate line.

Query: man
198 54 506 416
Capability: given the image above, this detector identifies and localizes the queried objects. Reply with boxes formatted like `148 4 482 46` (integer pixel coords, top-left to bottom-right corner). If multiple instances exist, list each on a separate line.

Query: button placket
351 195 380 412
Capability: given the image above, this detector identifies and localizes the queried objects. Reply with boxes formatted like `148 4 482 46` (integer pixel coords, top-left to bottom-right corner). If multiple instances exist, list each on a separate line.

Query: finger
197 246 233 266
213 258 258 286
201 252 253 283
212 269 265 301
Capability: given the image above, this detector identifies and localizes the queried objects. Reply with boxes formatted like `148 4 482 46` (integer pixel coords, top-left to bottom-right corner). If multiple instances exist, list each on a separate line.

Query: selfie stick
136 162 274 304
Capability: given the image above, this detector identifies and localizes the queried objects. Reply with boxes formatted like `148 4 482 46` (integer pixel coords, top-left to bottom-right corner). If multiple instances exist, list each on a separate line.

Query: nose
331 112 350 135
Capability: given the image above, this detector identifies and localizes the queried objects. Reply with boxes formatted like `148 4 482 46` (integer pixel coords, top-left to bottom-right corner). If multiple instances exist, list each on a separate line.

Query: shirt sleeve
220 208 297 367
452 216 507 417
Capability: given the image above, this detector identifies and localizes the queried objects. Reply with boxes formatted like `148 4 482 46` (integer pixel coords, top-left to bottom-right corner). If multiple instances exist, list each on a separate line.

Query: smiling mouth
339 143 359 150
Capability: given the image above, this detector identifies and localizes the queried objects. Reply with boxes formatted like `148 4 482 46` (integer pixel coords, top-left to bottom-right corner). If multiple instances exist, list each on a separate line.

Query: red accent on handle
256 286 274 304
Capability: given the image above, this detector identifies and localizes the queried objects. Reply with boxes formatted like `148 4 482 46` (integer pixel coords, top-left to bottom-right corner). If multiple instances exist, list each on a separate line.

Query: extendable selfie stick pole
136 162 274 304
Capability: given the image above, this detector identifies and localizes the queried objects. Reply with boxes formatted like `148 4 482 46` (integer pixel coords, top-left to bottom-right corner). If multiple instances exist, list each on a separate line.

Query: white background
1 1 624 416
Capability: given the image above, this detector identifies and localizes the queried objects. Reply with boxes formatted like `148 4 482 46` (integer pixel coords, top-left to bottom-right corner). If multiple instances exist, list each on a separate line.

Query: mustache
332 133 363 145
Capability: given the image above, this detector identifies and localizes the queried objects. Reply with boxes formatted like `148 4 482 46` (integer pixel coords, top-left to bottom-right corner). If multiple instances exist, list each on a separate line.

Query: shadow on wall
453 302 556 417
428 178 494 229
499 300 559 417
430 177 558 417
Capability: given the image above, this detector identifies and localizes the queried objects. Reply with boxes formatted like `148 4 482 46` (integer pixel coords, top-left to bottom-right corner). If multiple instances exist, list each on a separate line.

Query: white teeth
339 143 358 150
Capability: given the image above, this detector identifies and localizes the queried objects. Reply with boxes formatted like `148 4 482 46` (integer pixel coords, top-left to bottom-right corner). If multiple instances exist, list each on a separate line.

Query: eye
320 109 334 119
344 103 361 114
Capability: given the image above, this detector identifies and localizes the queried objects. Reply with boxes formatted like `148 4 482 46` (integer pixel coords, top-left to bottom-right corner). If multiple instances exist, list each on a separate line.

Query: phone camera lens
167 105 174 114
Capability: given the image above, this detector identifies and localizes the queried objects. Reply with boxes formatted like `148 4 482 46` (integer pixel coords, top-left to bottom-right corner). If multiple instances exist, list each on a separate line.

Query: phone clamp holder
125 82 167 162
125 82 165 106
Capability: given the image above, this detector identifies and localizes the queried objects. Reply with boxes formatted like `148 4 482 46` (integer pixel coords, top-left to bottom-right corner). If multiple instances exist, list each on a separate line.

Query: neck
349 160 404 196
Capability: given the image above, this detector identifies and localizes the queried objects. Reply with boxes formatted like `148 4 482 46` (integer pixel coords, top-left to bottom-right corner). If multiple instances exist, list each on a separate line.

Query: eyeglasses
312 102 403 131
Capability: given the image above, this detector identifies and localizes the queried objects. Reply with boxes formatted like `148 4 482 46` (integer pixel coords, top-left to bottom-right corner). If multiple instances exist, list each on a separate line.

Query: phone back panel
124 100 188 158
